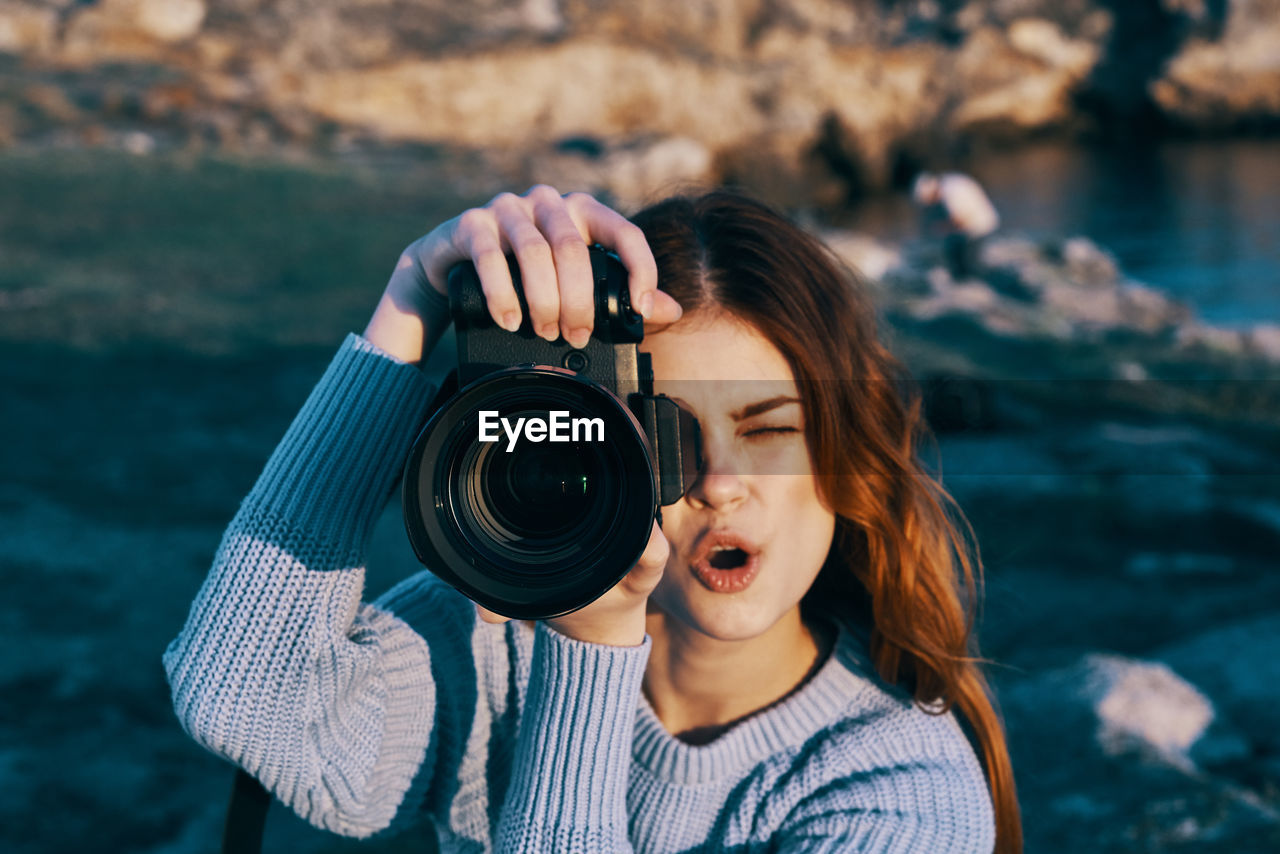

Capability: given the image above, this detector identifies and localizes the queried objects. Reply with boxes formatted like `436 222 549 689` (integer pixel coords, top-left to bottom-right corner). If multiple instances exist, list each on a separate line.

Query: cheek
655 501 697 560
747 435 813 476
776 478 836 566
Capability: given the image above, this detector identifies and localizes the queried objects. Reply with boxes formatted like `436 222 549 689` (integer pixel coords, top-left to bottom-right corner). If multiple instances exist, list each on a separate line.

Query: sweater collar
631 611 889 784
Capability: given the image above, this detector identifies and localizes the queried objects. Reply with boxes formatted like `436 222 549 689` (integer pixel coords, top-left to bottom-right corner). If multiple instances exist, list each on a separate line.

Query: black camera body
450 246 646 396
402 245 700 620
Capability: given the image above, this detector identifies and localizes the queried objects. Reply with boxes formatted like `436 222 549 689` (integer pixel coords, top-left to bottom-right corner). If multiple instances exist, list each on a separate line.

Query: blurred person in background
913 171 1001 281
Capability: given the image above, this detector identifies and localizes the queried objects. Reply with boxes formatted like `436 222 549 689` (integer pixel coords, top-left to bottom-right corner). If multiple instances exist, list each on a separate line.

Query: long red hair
632 190 1022 854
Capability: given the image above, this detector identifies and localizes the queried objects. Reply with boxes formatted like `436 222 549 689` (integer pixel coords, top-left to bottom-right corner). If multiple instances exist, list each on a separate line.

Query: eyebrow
730 396 802 421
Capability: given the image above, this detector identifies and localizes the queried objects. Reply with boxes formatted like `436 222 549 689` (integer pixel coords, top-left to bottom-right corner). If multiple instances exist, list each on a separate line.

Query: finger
476 604 513 625
529 189 594 349
492 194 560 342
451 209 522 332
647 290 684 326
566 194 666 321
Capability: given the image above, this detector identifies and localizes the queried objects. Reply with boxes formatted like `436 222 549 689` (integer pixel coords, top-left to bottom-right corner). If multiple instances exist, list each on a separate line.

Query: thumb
622 520 669 594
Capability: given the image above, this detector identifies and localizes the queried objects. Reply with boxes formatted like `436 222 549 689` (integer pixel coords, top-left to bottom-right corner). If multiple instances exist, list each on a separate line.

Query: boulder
1 0 1278 186
950 20 1100 135
1003 653 1217 769
1159 613 1280 754
1060 236 1120 287
817 229 904 284
0 2 57 55
1174 321 1248 358
1245 322 1280 362
526 135 715 211
285 42 764 148
1151 0 1280 130
62 0 206 65
1085 655 1214 766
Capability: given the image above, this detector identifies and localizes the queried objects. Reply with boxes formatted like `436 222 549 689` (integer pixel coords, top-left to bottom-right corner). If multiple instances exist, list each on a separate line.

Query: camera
402 246 701 620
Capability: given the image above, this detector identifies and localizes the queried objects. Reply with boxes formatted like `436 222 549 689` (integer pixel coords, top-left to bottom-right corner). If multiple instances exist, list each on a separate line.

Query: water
842 140 1280 329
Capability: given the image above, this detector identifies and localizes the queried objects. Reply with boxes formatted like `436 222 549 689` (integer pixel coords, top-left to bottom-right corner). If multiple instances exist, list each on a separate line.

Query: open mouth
689 531 762 593
707 546 750 570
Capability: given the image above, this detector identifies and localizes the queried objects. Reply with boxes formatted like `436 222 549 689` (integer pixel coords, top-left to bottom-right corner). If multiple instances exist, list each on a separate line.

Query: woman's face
641 312 836 641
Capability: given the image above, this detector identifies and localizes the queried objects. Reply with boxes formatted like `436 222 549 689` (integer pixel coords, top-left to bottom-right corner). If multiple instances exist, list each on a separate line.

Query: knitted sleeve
773 708 997 853
162 333 441 838
492 621 651 852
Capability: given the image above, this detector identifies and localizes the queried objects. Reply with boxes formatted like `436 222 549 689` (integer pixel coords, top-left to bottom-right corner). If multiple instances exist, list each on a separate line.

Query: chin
653 579 791 643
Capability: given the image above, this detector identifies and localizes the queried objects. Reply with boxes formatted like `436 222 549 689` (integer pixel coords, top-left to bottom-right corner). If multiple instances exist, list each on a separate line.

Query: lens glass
452 405 627 570
482 433 598 538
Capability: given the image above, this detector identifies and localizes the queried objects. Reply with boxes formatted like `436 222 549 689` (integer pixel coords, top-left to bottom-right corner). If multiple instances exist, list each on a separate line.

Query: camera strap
222 768 270 854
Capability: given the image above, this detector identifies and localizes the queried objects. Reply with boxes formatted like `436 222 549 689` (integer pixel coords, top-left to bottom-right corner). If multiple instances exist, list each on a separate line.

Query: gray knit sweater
163 334 997 853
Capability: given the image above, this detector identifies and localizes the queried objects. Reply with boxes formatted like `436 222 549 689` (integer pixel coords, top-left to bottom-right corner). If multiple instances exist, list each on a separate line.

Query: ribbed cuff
244 333 436 560
498 621 650 843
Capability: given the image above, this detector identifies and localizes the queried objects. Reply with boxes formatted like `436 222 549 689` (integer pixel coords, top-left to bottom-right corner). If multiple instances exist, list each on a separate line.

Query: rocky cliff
2 0 1278 206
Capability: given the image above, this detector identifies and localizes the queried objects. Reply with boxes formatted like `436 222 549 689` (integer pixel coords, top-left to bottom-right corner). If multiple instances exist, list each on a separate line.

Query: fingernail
637 292 654 318
568 327 591 349
538 323 560 341
502 311 521 332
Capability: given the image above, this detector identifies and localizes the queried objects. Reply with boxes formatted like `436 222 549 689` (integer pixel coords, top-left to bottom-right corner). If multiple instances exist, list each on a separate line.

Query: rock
1086 655 1214 766
949 22 1096 135
1151 0 1280 130
904 278 1002 321
999 646 1280 849
978 235 1045 277
0 2 58 55
597 136 714 209
287 42 764 148
127 0 205 43
1245 322 1280 362
521 0 565 36
775 39 949 193
1007 17 1100 74
122 129 155 155
0 0 1275 186
816 230 903 284
1114 359 1148 381
528 135 715 211
1039 279 1126 332
715 132 850 210
63 0 206 64
1119 282 1190 334
564 0 761 59
20 82 79 123
0 102 16 146
1060 236 1120 287
1160 614 1280 752
1174 320 1248 358
1007 654 1216 768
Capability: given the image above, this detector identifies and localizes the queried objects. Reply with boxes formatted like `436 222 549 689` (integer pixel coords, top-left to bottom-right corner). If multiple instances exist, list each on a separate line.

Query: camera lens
402 367 657 619
456 423 623 567
482 435 595 537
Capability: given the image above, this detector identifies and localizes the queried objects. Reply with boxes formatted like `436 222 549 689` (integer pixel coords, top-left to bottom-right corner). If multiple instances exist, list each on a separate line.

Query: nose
683 435 748 512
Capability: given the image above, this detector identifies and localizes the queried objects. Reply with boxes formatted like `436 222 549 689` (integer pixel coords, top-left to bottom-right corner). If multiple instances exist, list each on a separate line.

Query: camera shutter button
562 351 589 373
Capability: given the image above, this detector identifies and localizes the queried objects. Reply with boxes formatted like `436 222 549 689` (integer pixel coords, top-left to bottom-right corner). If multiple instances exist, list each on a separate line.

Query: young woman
164 186 1022 852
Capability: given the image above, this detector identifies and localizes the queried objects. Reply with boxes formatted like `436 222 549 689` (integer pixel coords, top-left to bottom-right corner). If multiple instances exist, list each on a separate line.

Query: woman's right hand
362 185 684 364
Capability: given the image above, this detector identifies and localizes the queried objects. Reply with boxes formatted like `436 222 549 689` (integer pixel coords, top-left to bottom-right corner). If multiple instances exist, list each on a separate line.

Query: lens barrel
403 366 658 620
